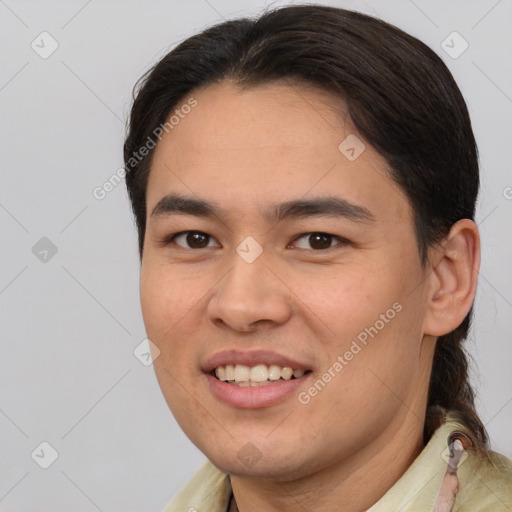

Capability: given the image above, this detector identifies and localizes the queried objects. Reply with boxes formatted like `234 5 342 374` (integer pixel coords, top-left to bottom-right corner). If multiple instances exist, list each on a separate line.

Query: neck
228 412 426 512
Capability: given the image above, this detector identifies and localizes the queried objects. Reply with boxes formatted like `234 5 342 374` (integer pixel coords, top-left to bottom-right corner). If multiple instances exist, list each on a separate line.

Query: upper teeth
215 364 306 383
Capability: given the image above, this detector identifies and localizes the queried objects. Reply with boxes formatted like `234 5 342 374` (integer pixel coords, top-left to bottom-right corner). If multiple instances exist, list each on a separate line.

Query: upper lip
202 349 312 373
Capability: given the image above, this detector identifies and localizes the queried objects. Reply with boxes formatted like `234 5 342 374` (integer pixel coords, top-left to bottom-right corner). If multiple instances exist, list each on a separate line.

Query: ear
423 219 480 337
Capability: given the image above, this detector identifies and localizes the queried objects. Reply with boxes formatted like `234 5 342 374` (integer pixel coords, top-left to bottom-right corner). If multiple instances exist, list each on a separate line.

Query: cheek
292 257 425 384
288 262 393 342
140 262 203 338
140 266 205 418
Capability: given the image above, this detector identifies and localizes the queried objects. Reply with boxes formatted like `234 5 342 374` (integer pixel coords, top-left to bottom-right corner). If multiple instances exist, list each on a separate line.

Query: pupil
188 231 208 248
310 233 331 249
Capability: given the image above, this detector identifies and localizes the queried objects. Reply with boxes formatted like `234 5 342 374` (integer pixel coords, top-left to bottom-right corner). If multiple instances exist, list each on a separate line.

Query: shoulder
455 449 512 511
161 459 231 512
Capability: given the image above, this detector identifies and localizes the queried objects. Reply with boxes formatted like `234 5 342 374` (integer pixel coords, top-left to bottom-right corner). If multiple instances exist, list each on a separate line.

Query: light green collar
163 412 512 512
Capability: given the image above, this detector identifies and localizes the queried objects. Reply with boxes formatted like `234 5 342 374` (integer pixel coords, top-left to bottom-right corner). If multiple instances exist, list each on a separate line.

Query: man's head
124 4 488 475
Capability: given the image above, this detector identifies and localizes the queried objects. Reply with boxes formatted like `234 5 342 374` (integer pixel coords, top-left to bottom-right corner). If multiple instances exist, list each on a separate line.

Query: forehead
154 80 357 161
146 80 410 227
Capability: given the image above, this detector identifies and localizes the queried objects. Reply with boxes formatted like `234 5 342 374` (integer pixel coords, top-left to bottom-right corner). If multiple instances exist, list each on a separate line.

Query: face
140 80 436 480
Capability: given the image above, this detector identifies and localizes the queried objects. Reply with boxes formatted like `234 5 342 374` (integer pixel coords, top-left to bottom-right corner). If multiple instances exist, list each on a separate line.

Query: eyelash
162 230 350 251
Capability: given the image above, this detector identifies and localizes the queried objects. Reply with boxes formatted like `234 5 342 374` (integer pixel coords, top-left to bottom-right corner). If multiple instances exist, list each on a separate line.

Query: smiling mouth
211 363 312 386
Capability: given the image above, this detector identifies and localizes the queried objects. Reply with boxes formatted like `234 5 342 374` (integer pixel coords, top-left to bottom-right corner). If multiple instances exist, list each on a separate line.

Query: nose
207 250 292 333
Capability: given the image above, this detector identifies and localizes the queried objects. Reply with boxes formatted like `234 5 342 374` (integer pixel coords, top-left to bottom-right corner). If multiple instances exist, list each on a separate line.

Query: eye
167 230 220 249
163 230 348 251
289 232 348 250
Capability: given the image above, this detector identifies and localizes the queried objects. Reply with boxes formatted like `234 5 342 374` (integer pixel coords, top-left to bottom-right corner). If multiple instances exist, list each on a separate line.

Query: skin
139 80 480 512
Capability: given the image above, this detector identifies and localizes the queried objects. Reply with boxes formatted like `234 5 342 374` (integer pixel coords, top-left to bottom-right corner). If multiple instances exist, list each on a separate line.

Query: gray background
1 0 511 510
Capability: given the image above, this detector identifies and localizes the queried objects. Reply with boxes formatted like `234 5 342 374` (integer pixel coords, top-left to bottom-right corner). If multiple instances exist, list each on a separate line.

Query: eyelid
290 232 350 250
164 230 220 248
163 230 350 251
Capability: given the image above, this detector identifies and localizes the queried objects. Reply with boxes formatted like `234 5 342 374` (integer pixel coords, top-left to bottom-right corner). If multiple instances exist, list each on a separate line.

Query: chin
204 444 313 481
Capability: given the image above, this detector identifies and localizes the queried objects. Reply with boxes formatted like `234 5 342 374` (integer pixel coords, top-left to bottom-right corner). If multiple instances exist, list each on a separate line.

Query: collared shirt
162 412 512 512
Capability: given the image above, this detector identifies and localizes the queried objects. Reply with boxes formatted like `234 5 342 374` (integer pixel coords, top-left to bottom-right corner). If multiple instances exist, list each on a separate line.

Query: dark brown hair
124 4 489 452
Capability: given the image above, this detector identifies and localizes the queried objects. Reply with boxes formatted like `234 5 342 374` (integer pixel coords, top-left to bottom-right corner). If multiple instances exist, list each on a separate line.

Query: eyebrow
150 193 375 224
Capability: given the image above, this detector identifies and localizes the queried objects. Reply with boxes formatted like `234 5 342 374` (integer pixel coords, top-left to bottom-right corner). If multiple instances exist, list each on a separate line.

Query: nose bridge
207 241 291 331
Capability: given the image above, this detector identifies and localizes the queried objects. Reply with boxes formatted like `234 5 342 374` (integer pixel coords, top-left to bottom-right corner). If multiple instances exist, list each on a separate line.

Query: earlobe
424 219 480 337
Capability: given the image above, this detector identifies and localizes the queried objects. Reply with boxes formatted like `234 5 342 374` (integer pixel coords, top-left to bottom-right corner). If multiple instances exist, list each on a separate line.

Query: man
123 5 512 511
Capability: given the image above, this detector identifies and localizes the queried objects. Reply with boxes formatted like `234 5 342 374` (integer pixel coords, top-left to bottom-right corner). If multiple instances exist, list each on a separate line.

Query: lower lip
204 373 312 409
